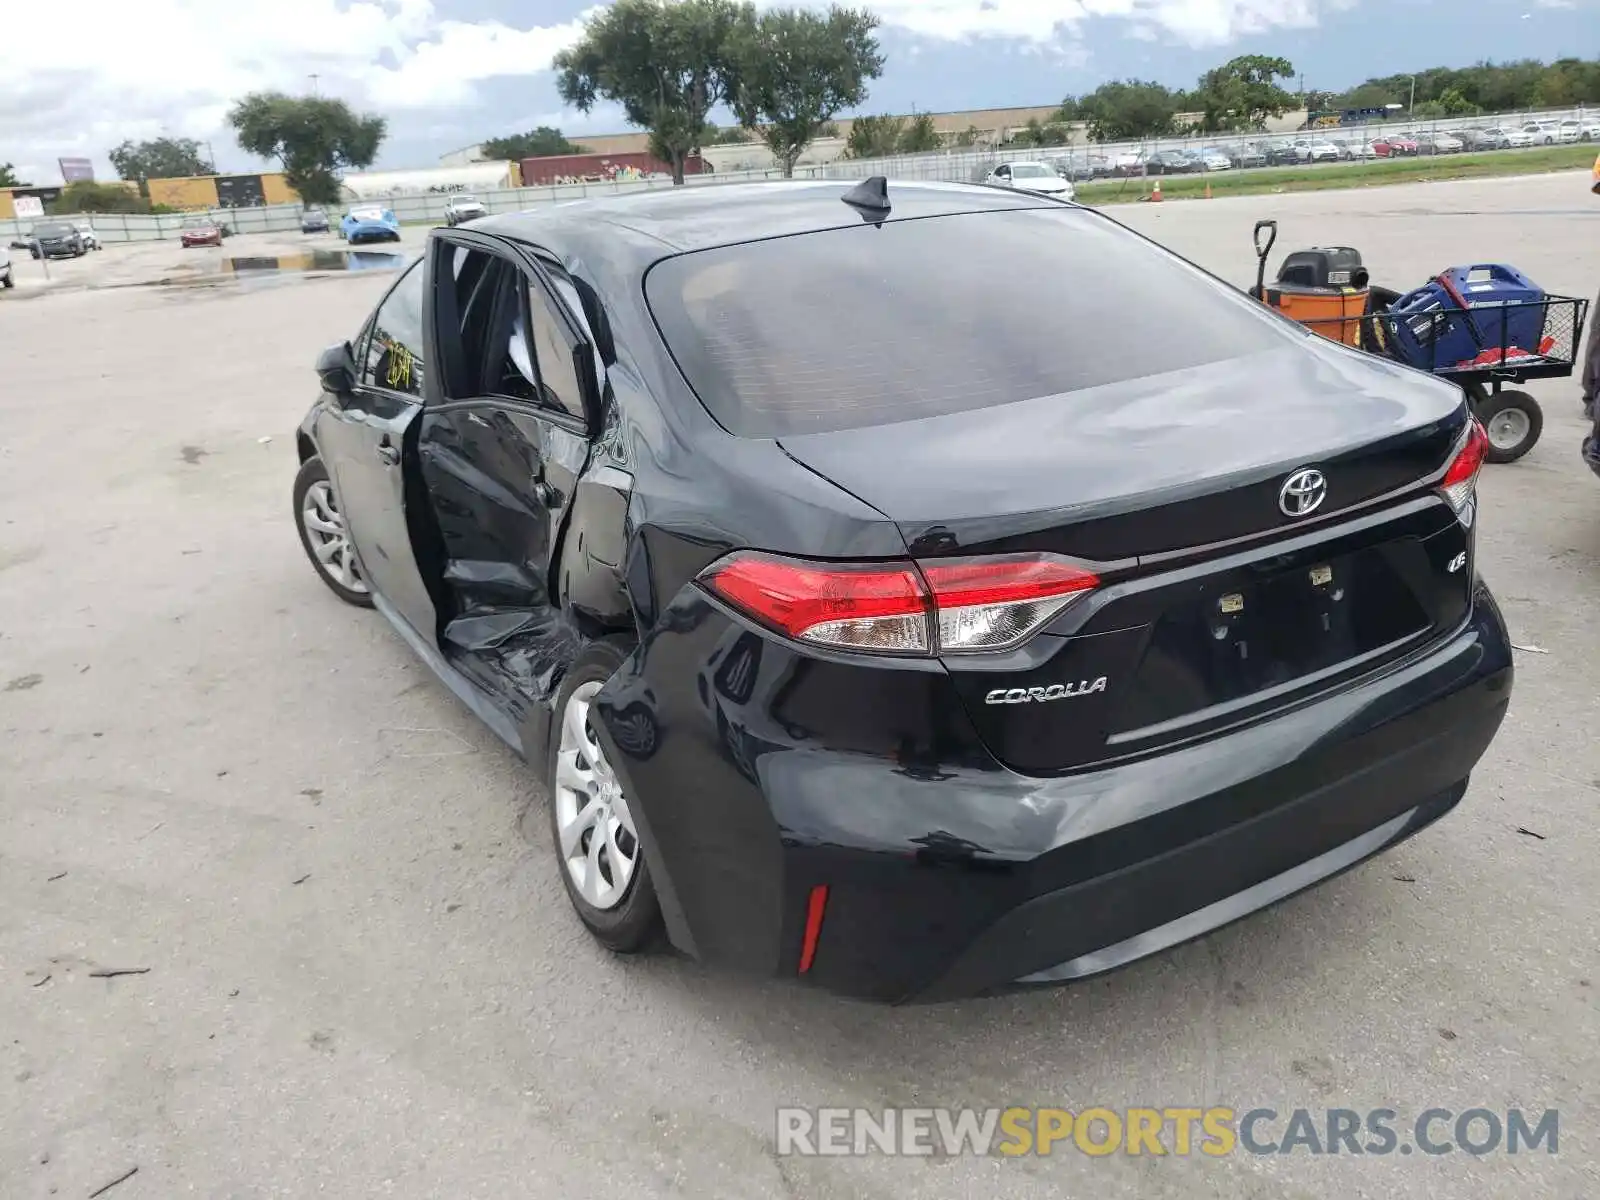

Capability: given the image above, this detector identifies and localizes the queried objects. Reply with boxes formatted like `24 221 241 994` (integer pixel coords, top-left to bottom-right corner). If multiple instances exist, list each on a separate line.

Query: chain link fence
3 105 1593 246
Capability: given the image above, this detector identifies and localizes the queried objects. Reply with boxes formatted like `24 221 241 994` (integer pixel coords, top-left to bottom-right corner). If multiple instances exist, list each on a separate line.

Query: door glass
445 245 504 393
362 261 426 396
431 242 590 425
521 281 588 423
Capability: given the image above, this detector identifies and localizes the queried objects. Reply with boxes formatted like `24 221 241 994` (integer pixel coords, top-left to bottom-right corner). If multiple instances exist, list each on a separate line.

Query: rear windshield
645 207 1289 438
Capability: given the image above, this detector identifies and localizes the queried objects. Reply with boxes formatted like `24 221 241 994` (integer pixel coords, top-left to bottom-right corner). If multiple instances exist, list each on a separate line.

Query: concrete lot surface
2 172 1598 1199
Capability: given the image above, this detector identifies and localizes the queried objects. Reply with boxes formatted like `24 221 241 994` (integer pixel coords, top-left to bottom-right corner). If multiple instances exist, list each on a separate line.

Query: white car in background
1199 149 1233 171
1293 138 1341 163
1 242 12 289
71 222 101 251
984 161 1076 199
1487 126 1535 148
1521 121 1562 144
444 194 488 226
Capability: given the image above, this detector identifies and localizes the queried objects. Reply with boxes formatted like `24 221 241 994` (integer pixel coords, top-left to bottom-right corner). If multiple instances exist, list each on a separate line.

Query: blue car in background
340 206 401 244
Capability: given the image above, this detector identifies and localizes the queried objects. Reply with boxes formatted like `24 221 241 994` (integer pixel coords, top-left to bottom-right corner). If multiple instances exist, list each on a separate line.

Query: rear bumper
599 580 1512 1003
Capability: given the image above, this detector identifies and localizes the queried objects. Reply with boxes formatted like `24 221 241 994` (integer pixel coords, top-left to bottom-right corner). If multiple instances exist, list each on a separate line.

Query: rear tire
1476 390 1543 464
544 638 663 954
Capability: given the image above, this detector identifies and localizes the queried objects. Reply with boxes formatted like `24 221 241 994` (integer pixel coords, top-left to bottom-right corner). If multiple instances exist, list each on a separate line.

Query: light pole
1407 75 1417 114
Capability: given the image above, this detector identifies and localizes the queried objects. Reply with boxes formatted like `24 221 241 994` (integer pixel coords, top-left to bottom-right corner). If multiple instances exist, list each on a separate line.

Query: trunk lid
779 341 1475 777
776 341 1466 562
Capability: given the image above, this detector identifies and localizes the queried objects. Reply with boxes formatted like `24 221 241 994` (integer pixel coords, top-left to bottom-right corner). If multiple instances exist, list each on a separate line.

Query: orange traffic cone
1204 180 1212 199
1151 178 1163 202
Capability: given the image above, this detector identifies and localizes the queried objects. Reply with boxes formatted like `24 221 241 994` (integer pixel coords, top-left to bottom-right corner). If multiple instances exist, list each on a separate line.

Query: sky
1 0 1595 185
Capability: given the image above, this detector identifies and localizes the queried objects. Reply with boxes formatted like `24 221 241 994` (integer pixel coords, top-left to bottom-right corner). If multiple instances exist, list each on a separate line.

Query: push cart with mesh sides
1302 289 1590 465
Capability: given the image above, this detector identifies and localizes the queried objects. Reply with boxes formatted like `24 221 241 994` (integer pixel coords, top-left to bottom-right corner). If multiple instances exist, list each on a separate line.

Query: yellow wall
0 191 14 220
148 176 221 209
261 173 299 205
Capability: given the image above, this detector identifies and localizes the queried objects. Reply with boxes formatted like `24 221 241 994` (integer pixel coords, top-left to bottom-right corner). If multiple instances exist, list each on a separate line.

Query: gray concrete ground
0 226 429 296
2 172 1598 1200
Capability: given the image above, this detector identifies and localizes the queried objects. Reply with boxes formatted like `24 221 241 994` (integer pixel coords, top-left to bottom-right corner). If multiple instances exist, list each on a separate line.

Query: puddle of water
222 250 409 274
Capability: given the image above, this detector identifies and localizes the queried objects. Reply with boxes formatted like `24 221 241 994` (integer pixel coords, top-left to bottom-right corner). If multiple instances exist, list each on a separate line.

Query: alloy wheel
554 681 640 911
300 479 368 595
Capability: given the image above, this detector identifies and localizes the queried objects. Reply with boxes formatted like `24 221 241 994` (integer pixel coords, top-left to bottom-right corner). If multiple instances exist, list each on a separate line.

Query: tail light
1440 417 1488 515
699 552 1099 657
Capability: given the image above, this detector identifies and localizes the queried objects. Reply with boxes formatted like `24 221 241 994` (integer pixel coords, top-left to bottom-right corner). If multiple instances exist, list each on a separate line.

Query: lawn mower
1248 219 1590 464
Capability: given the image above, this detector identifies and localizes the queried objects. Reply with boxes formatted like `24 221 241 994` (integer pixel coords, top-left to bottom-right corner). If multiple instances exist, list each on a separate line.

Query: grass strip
1074 143 1599 205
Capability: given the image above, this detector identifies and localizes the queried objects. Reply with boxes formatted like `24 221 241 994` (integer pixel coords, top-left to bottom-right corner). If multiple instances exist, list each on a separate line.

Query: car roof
471 179 1060 262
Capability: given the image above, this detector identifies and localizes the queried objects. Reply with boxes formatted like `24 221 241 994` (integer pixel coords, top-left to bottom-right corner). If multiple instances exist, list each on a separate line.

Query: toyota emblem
1278 468 1328 518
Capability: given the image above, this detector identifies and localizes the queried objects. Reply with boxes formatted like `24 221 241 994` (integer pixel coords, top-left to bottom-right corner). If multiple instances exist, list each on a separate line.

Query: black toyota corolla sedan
291 178 1512 1002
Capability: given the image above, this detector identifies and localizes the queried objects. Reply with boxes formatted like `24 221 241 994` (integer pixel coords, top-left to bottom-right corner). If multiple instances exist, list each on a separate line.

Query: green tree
950 125 980 148
480 126 585 161
1078 80 1178 142
843 114 905 159
1330 57 1600 114
1192 54 1297 132
108 137 211 193
729 6 883 177
50 180 150 214
554 0 750 185
898 111 940 153
226 93 385 206
0 162 26 188
1009 117 1069 148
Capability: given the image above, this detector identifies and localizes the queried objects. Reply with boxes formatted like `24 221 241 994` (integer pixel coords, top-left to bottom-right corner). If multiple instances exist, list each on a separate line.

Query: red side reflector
798 884 829 974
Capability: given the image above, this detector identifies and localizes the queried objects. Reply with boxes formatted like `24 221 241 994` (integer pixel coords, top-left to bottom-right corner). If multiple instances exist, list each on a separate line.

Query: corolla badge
985 678 1108 705
1447 551 1467 573
1278 468 1328 518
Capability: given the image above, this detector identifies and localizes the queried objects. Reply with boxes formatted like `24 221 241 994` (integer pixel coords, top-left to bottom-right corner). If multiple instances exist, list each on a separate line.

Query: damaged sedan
293 178 1513 1002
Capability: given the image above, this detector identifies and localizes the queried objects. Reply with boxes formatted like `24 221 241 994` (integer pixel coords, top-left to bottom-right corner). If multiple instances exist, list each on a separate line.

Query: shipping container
518 151 705 185
339 162 520 200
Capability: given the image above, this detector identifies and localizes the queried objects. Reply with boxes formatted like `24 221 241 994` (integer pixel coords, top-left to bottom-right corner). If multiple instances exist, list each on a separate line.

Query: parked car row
8 220 104 259
1034 115 1598 181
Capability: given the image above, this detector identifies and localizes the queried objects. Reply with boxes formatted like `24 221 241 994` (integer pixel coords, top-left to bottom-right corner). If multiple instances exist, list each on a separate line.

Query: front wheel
292 456 374 606
1475 390 1543 464
1 271 12 289
544 638 663 953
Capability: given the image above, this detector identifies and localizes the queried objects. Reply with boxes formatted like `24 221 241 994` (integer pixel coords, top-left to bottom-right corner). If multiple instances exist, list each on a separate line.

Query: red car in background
179 215 224 248
1386 133 1420 156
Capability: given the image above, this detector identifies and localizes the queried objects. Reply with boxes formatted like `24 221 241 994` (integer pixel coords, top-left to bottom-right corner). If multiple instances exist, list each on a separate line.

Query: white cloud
0 0 600 183
0 0 1360 185
858 0 1359 46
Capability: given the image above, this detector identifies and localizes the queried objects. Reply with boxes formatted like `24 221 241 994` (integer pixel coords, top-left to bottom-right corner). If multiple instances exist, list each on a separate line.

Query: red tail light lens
1440 418 1488 514
700 553 932 654
699 552 1099 656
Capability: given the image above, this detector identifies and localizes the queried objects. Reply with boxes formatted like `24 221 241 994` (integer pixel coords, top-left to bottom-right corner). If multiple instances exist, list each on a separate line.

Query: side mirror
316 342 357 395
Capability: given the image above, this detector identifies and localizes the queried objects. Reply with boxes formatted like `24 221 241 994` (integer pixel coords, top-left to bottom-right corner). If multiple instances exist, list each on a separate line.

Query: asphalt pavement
1 171 1597 1199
